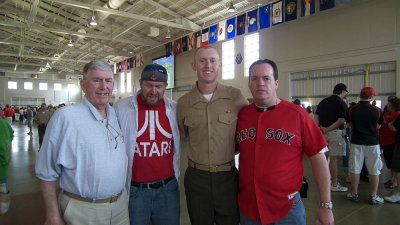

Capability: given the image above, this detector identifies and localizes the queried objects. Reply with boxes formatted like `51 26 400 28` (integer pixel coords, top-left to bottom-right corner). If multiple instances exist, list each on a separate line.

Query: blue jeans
240 193 306 225
128 177 180 225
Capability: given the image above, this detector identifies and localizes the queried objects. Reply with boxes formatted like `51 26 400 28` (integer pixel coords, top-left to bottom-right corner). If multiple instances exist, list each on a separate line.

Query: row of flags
166 0 337 56
113 54 144 73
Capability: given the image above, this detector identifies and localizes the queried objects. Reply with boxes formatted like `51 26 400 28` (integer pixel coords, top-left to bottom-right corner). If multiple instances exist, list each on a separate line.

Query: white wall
0 75 82 107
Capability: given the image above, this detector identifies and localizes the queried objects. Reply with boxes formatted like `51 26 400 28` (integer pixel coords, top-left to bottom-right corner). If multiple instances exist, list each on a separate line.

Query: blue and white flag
272 1 283 25
209 24 218 44
259 4 271 29
226 17 236 39
285 0 297 22
320 0 334 11
237 13 246 36
301 0 315 17
247 9 258 33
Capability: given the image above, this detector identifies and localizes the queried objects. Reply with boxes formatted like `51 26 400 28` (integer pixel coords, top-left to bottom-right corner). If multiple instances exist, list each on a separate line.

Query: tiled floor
1 123 399 225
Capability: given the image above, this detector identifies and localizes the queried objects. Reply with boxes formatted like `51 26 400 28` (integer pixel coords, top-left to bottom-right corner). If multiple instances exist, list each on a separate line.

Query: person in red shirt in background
380 96 400 189
3 105 13 125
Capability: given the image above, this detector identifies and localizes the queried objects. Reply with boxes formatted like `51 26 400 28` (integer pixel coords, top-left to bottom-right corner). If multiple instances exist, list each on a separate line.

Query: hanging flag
113 63 117 74
117 62 121 72
285 0 297 22
165 42 172 57
182 36 188 52
218 21 226 41
173 38 183 55
247 9 258 33
259 4 271 29
132 56 137 68
237 13 246 36
136 54 144 67
188 33 195 50
301 0 315 16
272 1 283 25
126 58 131 70
195 31 202 48
209 24 218 44
121 60 125 71
319 0 334 11
202 28 209 46
129 58 134 69
226 17 236 39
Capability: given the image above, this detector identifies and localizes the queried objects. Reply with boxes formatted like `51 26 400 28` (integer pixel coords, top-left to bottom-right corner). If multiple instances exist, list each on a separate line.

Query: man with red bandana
236 59 334 225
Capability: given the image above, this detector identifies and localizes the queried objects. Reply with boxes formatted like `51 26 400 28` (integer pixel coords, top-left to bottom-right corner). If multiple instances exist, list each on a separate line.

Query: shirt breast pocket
218 113 237 125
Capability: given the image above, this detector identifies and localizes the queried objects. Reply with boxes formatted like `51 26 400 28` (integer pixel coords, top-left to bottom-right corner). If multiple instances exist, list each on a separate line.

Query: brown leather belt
188 160 235 172
63 190 123 203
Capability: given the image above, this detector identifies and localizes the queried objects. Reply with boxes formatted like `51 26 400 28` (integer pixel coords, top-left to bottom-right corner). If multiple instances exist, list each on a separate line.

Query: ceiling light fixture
165 27 171 39
45 62 51 69
89 10 97 26
67 39 74 47
228 1 236 12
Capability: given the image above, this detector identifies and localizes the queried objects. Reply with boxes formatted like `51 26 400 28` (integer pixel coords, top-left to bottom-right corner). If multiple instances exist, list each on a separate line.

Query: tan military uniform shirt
177 83 248 166
35 110 52 125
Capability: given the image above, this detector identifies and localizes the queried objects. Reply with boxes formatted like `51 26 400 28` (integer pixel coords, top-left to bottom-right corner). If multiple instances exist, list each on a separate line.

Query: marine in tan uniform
177 46 248 225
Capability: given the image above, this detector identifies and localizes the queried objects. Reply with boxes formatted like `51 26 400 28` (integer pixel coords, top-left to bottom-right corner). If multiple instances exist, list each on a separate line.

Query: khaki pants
58 189 129 225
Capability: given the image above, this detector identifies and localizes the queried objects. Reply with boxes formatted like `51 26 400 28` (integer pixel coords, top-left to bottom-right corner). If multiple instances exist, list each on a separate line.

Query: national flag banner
259 4 271 29
126 58 131 70
285 0 297 22
136 54 144 67
113 63 117 74
195 31 202 48
272 1 283 25
237 13 246 36
218 20 226 41
202 28 209 46
247 9 258 33
121 60 125 71
117 62 121 72
188 33 195 50
165 42 172 57
301 0 315 16
182 36 188 52
319 0 334 11
226 17 236 39
173 38 183 55
132 56 136 68
209 24 218 44
129 58 134 69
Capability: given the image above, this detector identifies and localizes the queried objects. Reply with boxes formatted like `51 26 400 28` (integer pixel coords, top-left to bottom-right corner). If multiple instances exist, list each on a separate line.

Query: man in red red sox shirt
235 59 334 225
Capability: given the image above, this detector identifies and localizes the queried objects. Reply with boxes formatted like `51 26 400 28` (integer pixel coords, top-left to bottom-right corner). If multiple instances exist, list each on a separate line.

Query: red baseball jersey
236 100 327 224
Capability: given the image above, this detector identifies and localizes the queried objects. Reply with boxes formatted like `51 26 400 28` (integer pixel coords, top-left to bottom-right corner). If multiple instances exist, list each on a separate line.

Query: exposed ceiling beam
0 60 44 67
0 20 160 46
141 0 199 30
49 0 201 31
0 52 91 63
0 39 131 57
27 0 40 26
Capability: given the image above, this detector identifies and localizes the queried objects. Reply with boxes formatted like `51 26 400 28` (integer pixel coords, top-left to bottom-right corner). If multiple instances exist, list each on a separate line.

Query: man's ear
191 61 196 71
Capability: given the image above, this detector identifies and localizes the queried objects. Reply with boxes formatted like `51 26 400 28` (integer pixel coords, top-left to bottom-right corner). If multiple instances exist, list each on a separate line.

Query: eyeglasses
105 122 123 150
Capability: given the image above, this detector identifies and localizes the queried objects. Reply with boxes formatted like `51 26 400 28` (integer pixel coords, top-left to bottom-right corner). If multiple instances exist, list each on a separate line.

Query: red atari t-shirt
132 95 174 182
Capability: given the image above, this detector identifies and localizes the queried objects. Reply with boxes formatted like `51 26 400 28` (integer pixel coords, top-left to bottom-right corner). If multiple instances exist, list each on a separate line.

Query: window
39 82 48 90
127 72 132 93
244 33 259 77
222 40 235 80
54 83 62 91
8 81 17 89
120 72 126 93
24 82 33 90
68 84 76 92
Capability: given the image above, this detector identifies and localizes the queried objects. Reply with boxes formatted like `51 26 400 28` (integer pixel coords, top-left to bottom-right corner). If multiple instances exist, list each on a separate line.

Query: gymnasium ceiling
0 0 266 77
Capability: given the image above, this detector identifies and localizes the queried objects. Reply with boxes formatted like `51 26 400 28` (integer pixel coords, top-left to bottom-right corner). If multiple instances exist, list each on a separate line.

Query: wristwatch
320 201 333 209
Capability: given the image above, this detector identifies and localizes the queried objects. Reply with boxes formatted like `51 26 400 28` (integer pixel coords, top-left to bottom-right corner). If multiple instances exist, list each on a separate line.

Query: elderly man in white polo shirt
35 59 129 225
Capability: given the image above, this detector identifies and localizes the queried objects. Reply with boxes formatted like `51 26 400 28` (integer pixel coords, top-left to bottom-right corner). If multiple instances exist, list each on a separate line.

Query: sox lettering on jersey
134 110 173 157
236 127 295 145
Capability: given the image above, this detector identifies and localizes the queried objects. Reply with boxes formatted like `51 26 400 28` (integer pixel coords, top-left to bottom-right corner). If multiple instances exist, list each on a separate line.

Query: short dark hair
389 97 400 111
248 59 278 81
